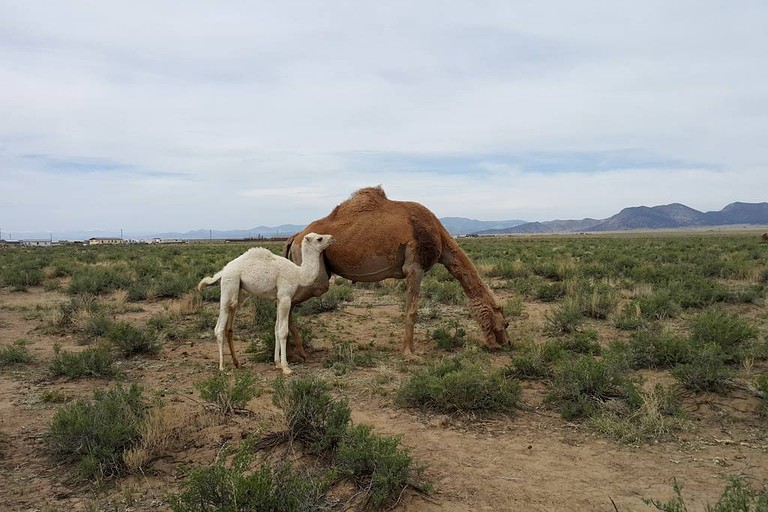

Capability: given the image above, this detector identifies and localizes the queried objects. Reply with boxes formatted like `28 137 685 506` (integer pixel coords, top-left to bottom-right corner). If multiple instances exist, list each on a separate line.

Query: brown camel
283 186 511 360
762 233 768 243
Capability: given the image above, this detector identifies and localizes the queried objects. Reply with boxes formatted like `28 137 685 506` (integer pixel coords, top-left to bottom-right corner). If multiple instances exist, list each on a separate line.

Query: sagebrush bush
546 356 640 420
690 308 759 362
544 298 585 334
397 356 520 413
196 370 260 414
106 321 162 356
337 424 415 509
561 329 602 355
68 266 132 295
169 441 329 512
49 343 118 379
0 340 33 367
614 301 646 330
272 376 352 455
46 384 146 480
622 328 692 369
672 343 731 393
431 322 470 351
644 477 768 512
506 340 565 380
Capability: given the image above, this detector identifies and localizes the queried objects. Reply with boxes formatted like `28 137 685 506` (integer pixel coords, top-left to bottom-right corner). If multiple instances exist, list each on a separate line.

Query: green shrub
505 340 565 380
337 424 415 509
431 322 470 351
590 385 688 444
422 278 465 305
106 321 161 356
544 298 585 334
272 376 351 455
690 308 759 362
624 328 692 369
169 441 329 512
68 266 132 295
577 281 619 319
196 370 260 415
1 264 44 290
561 329 602 355
0 340 33 367
49 343 118 379
644 477 768 512
546 356 639 420
535 282 566 302
396 357 520 414
324 339 377 375
672 343 731 393
46 384 146 480
614 301 647 330
636 290 682 320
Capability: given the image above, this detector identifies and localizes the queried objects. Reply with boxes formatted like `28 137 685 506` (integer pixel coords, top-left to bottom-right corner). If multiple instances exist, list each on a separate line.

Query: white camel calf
197 233 335 374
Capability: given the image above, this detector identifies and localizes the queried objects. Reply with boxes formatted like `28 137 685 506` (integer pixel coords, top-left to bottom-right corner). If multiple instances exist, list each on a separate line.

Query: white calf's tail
197 271 223 291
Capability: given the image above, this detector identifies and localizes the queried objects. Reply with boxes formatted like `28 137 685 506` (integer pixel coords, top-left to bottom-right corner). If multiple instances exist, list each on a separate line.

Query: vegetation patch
196 370 261 415
0 340 33 367
644 477 768 512
46 384 147 480
397 355 520 414
49 343 118 379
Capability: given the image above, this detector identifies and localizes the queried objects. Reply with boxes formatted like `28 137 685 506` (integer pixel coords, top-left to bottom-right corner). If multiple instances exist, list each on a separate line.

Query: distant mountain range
6 202 766 242
475 202 768 235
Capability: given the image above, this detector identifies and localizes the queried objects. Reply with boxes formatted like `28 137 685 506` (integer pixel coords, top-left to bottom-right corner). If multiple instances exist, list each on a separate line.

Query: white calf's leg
215 278 240 370
275 296 292 374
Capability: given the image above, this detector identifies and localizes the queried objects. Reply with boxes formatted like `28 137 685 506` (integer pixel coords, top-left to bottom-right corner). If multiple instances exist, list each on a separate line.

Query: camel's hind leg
274 295 292 374
402 250 425 358
215 278 241 370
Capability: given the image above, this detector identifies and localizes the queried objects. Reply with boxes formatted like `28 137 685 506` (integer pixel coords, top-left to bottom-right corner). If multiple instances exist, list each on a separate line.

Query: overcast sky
2 1 767 236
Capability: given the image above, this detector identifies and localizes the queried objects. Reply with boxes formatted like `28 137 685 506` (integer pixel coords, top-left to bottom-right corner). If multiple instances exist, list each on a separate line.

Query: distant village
0 235 291 247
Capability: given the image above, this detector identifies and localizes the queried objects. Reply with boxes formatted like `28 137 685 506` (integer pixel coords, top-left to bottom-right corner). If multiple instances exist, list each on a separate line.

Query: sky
2 1 767 237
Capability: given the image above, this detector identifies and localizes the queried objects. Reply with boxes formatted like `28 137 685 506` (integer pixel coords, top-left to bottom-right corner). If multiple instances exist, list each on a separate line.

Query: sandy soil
1 285 766 512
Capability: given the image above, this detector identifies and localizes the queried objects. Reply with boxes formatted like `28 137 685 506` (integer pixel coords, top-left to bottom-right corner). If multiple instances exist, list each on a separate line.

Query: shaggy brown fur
762 233 768 243
283 186 511 360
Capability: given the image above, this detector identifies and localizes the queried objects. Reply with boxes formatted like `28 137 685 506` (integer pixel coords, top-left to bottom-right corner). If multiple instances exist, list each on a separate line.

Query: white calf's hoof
281 366 293 375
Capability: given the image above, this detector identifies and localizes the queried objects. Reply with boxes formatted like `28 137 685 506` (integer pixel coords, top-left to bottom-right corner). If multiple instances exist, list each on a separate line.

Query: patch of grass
535 281 566 302
324 339 377 375
336 424 416 509
39 389 69 403
196 370 260 415
49 343 118 379
614 301 647 331
505 340 565 380
0 339 33 367
105 321 162 356
431 321 470 351
690 308 759 362
46 384 146 480
68 266 132 295
272 375 352 455
635 290 682 320
621 327 692 369
561 329 602 355
590 385 689 444
644 477 768 511
168 440 329 512
544 298 585 334
546 356 640 420
396 356 520 414
672 343 731 393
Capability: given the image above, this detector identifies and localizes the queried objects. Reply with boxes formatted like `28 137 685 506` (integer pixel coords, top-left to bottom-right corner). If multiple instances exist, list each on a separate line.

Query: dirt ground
1 285 767 512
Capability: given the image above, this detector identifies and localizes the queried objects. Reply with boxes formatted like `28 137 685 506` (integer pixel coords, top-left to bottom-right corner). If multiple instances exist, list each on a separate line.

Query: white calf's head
303 233 335 253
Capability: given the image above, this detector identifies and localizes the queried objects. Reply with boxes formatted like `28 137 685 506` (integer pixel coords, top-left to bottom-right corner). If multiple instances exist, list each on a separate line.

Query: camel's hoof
402 351 422 362
280 366 293 375
287 352 306 364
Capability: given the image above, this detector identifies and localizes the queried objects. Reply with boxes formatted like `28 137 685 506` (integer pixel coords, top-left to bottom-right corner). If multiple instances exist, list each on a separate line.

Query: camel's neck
440 236 495 305
296 247 324 287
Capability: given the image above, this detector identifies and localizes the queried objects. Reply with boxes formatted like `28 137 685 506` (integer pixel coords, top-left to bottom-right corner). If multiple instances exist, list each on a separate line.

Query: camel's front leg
275 296 293 375
402 261 425 358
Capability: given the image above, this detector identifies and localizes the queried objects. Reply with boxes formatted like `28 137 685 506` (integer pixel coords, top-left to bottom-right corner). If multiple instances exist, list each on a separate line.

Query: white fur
197 233 334 374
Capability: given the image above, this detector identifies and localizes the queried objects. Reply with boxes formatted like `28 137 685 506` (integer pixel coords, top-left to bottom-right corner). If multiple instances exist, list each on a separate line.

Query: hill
477 202 768 235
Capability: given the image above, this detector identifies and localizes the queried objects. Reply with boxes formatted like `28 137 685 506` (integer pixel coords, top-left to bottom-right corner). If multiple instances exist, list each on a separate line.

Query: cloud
1 1 766 234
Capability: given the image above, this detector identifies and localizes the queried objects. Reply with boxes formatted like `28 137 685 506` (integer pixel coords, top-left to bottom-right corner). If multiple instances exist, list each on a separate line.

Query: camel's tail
197 271 223 291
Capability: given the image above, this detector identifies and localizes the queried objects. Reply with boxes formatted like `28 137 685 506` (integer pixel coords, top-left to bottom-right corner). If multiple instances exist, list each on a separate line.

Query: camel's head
303 232 335 253
489 302 511 347
474 298 511 349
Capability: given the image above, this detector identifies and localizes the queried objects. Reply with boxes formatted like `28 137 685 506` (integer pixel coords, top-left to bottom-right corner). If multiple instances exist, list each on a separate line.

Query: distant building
88 237 125 245
152 238 185 244
20 239 52 247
